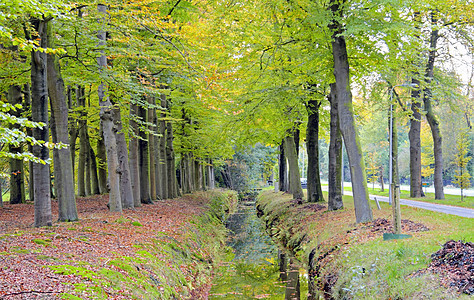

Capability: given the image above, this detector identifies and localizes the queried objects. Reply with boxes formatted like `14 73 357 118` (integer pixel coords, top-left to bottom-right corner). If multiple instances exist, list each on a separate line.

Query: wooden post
392 184 402 234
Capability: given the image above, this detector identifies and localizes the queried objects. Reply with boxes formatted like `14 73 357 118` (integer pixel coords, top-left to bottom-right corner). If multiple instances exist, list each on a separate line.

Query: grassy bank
257 190 473 299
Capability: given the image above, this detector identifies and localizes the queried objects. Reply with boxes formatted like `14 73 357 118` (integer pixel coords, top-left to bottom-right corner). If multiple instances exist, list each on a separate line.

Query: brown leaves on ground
429 240 474 295
0 194 210 299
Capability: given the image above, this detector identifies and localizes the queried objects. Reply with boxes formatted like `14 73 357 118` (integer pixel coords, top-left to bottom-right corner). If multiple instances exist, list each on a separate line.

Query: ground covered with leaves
0 191 236 299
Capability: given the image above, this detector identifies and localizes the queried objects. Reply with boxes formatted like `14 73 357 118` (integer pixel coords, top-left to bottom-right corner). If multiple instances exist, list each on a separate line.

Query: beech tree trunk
96 125 108 194
138 103 152 204
284 134 304 200
423 17 444 200
167 122 178 198
409 78 423 198
8 84 26 204
89 145 100 195
129 103 141 206
279 142 288 192
328 84 343 210
47 36 78 222
329 0 372 223
112 103 134 209
67 86 78 185
306 98 324 202
97 4 121 212
148 98 157 201
159 94 168 198
77 86 87 197
31 18 52 227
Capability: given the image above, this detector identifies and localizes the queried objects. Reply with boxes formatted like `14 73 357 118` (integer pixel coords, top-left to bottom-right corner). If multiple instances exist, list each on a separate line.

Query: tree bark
148 98 157 201
8 84 26 204
96 125 108 194
89 144 100 195
409 79 423 198
328 83 343 210
159 94 168 198
47 36 78 222
138 102 152 204
423 16 444 199
167 121 178 198
279 142 288 192
306 98 324 202
111 103 134 209
31 18 52 227
329 0 372 223
284 134 304 200
97 4 121 212
129 103 141 206
77 86 87 197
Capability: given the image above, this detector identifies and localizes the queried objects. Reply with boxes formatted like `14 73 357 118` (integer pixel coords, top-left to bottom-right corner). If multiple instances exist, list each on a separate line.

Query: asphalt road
367 193 474 218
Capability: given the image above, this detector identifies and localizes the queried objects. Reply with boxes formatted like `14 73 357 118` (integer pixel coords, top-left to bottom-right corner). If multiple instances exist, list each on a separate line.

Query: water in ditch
209 194 306 299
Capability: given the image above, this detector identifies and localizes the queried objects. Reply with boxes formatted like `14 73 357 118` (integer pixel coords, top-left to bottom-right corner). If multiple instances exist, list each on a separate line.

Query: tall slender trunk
328 83 343 210
77 86 87 197
47 32 78 222
138 103 152 204
279 141 288 192
329 0 372 223
97 4 121 212
159 94 168 198
306 98 324 202
423 14 444 199
409 79 423 198
67 86 78 187
129 103 141 206
284 134 304 200
31 18 52 227
112 103 134 209
148 98 157 201
97 125 107 194
25 83 34 202
166 122 178 198
8 84 26 204
89 145 100 195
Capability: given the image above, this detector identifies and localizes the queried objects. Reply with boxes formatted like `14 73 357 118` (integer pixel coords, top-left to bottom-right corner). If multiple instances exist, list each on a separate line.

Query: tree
306 95 324 202
453 130 471 202
31 18 52 227
328 83 343 210
366 152 379 191
329 0 373 223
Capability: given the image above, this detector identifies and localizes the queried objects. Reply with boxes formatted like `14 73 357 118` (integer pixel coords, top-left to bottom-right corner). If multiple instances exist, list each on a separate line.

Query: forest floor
0 193 223 299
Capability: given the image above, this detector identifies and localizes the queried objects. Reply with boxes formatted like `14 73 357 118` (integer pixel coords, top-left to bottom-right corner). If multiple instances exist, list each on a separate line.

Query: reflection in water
210 197 305 299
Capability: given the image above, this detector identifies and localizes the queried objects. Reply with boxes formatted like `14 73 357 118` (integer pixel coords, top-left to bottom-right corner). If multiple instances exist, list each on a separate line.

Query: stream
209 194 306 299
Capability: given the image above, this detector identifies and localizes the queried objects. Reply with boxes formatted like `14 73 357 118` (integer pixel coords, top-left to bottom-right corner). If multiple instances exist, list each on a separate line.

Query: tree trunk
329 0 372 223
67 86 78 187
306 98 324 202
409 79 423 198
328 83 343 210
148 98 157 201
284 134 304 200
423 17 444 200
24 83 34 202
279 142 288 192
8 84 26 204
129 103 141 206
89 145 100 195
112 103 134 209
47 36 78 222
77 86 87 197
166 122 178 198
159 94 168 198
96 125 108 194
97 4 121 212
31 18 52 227
138 102 152 204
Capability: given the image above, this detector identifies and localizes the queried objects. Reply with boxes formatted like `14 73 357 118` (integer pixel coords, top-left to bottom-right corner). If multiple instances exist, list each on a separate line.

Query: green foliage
453 129 472 200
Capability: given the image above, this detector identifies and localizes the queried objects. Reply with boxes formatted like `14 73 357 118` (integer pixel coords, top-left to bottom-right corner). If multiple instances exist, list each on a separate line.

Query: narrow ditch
209 192 306 299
